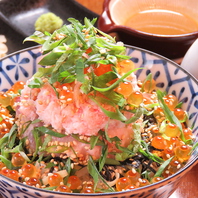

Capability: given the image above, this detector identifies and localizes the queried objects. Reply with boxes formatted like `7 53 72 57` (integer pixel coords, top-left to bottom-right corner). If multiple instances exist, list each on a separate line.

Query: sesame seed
85 146 89 150
138 178 143 182
132 168 136 174
87 137 90 142
54 166 59 171
51 153 55 158
71 163 74 169
177 164 181 169
166 154 171 158
62 86 68 90
36 184 40 188
165 170 170 174
67 142 71 147
79 135 84 140
48 173 53 177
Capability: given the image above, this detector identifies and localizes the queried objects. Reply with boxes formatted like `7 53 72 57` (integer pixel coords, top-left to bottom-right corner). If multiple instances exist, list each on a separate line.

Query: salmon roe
116 177 131 191
127 91 143 106
163 94 178 110
94 64 113 76
174 108 186 121
26 177 41 187
21 164 38 178
48 173 63 187
151 136 167 150
143 79 156 93
1 168 19 181
164 123 181 137
56 185 72 192
116 82 133 97
117 59 135 75
8 81 25 94
67 175 82 190
12 153 26 167
125 169 140 184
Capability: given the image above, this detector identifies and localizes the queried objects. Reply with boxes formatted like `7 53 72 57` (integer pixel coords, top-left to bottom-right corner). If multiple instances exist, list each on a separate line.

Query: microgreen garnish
28 77 44 88
35 126 67 138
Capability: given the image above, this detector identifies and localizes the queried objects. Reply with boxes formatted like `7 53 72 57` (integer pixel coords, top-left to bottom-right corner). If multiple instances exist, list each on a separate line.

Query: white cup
181 38 198 79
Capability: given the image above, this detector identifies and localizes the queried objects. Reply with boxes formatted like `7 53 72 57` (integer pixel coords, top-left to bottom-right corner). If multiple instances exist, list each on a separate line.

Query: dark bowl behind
97 0 198 60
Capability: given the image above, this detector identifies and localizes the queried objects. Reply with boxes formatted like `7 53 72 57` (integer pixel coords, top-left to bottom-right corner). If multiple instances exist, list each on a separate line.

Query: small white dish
181 38 198 79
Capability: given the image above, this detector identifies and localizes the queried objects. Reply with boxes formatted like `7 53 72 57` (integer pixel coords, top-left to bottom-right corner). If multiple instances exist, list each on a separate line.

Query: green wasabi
34 12 63 33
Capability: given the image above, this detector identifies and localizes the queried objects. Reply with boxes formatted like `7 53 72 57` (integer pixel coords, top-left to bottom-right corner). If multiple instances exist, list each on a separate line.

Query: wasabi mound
35 12 63 33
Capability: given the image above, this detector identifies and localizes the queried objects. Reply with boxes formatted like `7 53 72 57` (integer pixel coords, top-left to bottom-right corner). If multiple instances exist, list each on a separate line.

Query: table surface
0 0 197 198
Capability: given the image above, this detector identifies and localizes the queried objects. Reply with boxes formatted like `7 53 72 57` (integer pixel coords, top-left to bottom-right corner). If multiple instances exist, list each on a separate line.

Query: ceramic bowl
0 45 197 198
97 0 198 60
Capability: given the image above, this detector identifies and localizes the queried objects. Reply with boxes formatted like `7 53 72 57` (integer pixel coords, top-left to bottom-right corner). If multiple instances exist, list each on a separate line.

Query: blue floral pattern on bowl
0 46 197 198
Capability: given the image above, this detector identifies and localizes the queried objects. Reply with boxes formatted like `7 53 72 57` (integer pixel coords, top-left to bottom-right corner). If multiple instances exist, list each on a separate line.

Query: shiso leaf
87 157 99 191
88 156 115 192
58 70 75 83
154 156 174 177
35 126 67 138
76 58 85 83
98 145 108 172
38 51 63 66
0 155 13 169
23 31 48 44
90 135 100 150
32 128 43 162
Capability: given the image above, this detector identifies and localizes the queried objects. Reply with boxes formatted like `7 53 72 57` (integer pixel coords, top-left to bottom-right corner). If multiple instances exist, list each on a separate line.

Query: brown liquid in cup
124 9 198 35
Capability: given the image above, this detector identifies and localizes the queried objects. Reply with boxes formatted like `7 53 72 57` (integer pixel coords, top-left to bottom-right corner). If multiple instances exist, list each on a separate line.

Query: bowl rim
98 0 198 39
1 44 197 83
0 45 197 196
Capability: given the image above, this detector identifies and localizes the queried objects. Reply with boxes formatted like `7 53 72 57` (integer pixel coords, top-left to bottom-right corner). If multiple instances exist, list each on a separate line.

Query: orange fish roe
48 173 63 187
12 153 26 167
94 64 113 76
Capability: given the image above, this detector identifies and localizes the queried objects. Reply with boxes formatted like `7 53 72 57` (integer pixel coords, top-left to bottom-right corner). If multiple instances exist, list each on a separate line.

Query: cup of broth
98 0 198 60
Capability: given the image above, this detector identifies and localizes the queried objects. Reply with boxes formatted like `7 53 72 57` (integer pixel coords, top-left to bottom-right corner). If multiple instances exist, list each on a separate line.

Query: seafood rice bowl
0 18 197 198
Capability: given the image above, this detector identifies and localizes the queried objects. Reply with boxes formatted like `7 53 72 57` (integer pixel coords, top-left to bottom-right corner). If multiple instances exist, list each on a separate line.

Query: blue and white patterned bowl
0 45 197 198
